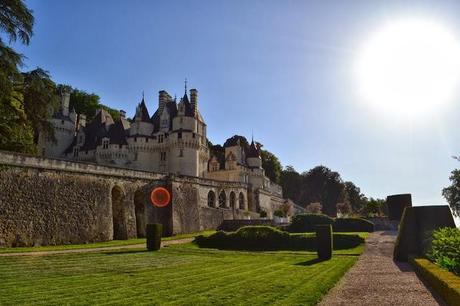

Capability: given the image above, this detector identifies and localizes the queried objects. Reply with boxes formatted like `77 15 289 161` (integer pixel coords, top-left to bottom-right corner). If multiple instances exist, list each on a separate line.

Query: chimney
61 92 70 117
190 89 198 115
78 114 86 128
159 90 169 114
119 110 126 118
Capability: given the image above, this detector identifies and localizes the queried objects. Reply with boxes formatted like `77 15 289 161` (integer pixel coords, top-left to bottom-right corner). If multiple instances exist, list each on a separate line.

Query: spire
184 78 188 94
142 90 144 101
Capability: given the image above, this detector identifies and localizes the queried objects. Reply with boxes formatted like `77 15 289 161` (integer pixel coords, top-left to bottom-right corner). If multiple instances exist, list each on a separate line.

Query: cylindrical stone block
146 223 162 251
316 224 333 260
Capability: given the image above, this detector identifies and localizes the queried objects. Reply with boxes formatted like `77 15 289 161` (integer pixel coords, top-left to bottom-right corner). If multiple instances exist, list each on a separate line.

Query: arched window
219 191 227 208
207 191 216 208
229 192 236 208
239 192 245 210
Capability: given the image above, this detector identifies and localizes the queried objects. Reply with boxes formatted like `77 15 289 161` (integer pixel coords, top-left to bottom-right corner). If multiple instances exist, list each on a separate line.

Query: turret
246 140 262 169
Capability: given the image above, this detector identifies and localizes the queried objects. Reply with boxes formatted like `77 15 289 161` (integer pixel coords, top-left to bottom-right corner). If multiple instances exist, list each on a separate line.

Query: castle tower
38 91 77 158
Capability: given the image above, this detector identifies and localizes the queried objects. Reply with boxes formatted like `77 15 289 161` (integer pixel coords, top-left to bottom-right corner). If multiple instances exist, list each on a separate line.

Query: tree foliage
56 84 120 121
260 149 282 183
442 169 460 217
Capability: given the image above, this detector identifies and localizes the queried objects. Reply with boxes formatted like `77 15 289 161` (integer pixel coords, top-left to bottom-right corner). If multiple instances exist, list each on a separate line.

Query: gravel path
319 231 445 306
0 237 194 257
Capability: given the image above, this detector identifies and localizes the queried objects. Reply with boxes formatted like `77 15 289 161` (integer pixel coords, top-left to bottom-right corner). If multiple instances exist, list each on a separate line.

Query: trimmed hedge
333 218 374 232
394 205 456 262
288 214 374 233
146 223 162 251
316 224 332 260
194 226 364 251
410 257 460 306
386 194 412 221
288 214 334 233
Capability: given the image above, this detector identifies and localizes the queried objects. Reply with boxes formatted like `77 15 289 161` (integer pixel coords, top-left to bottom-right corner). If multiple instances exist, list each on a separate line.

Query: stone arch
239 192 245 210
112 185 127 240
134 189 146 238
229 191 236 208
218 190 227 208
207 190 216 208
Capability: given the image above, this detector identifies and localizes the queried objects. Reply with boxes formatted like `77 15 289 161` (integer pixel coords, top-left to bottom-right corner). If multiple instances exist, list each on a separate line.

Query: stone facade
0 151 279 247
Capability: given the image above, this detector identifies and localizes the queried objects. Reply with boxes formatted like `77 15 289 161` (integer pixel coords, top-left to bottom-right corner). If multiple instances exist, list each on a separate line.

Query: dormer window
178 132 182 139
158 134 164 143
102 139 109 149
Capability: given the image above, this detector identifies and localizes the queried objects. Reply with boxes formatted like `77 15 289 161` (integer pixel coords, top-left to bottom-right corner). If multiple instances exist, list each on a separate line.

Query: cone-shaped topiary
146 223 162 251
316 224 333 260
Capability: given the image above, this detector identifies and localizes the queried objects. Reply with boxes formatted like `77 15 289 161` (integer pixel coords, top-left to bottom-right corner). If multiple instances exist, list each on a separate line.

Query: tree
305 202 322 214
23 68 59 142
280 166 302 203
260 149 282 184
0 0 36 153
344 181 365 213
360 197 386 217
442 169 460 217
57 85 120 121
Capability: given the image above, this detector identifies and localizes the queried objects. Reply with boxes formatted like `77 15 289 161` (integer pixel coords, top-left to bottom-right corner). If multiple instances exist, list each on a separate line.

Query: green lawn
0 231 216 254
0 242 363 305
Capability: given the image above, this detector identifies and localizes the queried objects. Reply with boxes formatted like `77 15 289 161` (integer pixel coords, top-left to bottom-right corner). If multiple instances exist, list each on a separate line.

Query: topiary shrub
316 224 333 260
194 225 364 251
426 227 460 276
146 223 162 251
386 194 412 221
333 218 374 232
288 214 334 232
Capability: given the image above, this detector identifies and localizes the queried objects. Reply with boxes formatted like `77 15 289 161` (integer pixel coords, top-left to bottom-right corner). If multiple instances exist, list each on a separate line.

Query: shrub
288 214 334 232
146 223 162 251
333 218 374 232
426 227 460 276
193 226 364 251
316 224 332 260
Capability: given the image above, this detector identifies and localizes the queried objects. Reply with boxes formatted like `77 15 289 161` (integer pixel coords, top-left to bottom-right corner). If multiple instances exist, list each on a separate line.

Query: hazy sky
14 0 460 207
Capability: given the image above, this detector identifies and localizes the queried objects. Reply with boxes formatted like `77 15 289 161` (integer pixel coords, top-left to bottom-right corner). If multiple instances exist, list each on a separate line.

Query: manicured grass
0 231 215 254
0 242 363 305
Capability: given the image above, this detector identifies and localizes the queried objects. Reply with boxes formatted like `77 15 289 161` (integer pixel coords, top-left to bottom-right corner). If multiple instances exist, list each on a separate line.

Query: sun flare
355 19 460 117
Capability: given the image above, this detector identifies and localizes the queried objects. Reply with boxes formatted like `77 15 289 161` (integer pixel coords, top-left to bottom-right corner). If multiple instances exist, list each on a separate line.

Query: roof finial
251 130 254 143
142 90 144 100
184 78 188 94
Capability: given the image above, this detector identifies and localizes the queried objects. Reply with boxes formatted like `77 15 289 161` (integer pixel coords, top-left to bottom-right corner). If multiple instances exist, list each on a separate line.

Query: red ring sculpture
150 187 171 208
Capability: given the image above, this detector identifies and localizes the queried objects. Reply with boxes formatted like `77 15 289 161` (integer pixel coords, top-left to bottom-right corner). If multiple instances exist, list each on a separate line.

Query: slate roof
247 141 260 158
151 100 178 132
133 99 150 122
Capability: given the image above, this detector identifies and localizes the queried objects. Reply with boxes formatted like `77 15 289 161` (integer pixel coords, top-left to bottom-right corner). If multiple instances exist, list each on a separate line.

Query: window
178 132 182 139
207 191 216 208
134 137 137 142
192 133 196 138
179 149 183 157
160 152 167 161
180 117 183 123
158 134 164 143
146 137 149 143
102 139 109 149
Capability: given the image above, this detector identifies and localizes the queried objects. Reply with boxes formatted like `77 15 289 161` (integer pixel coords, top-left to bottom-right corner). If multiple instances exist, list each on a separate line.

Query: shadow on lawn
295 258 328 266
103 250 148 255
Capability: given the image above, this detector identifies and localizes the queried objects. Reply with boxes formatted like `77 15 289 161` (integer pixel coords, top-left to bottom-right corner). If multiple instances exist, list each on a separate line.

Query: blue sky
15 0 460 207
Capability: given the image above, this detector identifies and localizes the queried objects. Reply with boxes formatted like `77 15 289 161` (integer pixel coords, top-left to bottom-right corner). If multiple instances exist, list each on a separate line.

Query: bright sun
355 19 460 117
